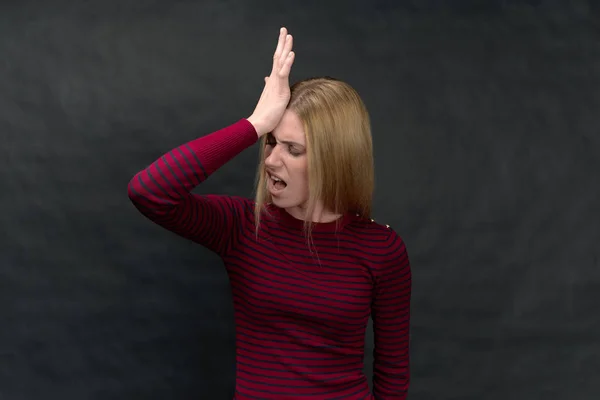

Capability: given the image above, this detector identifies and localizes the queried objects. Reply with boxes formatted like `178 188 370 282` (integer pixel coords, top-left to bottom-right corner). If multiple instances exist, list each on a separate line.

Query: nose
264 144 283 168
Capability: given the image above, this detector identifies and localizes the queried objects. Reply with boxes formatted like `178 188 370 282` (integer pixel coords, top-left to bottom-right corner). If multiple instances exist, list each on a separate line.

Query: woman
128 27 411 400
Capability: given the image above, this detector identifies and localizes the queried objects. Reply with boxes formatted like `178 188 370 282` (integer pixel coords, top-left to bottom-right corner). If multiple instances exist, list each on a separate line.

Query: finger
271 27 287 70
279 34 293 65
278 51 295 78
274 27 286 56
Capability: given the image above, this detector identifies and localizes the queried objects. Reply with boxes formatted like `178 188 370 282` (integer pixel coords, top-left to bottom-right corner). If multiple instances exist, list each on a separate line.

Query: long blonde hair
253 76 374 237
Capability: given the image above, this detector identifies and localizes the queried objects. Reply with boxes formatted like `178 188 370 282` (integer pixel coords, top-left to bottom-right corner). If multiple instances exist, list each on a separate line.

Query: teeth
269 174 282 182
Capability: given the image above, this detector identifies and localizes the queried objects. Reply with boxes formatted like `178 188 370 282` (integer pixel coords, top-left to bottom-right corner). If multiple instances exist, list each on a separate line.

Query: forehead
272 110 305 144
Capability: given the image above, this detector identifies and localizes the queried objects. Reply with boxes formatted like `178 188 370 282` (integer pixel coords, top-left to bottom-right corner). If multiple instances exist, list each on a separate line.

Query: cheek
289 159 308 186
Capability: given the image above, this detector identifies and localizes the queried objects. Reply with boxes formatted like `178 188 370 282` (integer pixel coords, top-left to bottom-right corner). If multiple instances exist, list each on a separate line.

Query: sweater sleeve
127 118 258 257
371 230 412 399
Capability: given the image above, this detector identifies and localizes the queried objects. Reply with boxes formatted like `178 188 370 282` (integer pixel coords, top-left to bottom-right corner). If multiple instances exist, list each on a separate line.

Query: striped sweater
127 119 412 399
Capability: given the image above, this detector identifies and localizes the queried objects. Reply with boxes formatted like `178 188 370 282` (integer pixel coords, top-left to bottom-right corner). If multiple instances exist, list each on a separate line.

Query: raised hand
247 27 295 137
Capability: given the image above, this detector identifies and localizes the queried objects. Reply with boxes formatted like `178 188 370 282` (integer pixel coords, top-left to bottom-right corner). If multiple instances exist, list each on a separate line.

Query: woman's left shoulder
350 214 407 249
352 214 400 234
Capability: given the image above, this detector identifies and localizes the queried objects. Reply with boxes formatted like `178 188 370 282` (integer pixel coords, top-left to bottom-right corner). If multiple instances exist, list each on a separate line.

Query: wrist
246 115 266 138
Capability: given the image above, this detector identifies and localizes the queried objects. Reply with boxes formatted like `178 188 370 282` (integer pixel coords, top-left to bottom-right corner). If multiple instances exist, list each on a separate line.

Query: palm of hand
248 27 296 137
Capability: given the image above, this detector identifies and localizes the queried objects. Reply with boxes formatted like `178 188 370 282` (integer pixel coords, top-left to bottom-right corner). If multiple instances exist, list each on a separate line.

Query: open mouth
268 173 287 191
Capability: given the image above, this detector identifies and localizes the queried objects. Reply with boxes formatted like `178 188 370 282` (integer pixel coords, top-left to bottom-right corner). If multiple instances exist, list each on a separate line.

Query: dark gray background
2 0 599 399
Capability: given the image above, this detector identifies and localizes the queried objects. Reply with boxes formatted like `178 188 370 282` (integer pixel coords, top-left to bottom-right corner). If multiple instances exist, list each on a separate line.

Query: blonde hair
253 76 374 237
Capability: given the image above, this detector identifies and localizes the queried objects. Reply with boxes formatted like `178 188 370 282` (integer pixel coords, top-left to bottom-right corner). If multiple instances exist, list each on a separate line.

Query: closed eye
288 146 302 156
265 133 304 156
265 133 276 147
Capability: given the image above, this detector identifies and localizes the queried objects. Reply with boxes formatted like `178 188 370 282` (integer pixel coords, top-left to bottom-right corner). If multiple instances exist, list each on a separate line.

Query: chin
271 195 303 210
271 196 291 208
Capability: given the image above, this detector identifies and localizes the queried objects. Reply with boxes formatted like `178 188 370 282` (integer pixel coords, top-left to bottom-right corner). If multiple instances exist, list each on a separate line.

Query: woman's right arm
127 119 258 256
127 27 295 257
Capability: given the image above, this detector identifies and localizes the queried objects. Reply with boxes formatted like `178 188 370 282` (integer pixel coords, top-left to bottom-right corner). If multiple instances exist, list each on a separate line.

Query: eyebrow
268 133 305 148
280 140 304 148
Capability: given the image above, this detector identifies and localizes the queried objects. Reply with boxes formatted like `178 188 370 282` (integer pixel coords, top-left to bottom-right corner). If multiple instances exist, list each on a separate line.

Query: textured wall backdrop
2 0 599 399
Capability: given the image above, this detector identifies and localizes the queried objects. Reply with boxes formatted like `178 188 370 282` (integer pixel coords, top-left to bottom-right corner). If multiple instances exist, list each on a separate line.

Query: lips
267 171 287 185
267 171 287 192
269 174 285 184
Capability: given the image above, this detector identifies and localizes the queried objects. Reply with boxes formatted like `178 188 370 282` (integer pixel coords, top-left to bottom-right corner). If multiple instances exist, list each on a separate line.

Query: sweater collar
270 204 356 233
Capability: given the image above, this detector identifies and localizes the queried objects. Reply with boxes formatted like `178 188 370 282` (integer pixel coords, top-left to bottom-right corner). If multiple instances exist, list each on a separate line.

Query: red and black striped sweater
127 118 412 399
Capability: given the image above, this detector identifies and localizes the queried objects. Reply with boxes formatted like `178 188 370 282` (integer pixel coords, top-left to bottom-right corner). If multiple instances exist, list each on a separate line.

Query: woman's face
264 109 309 215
